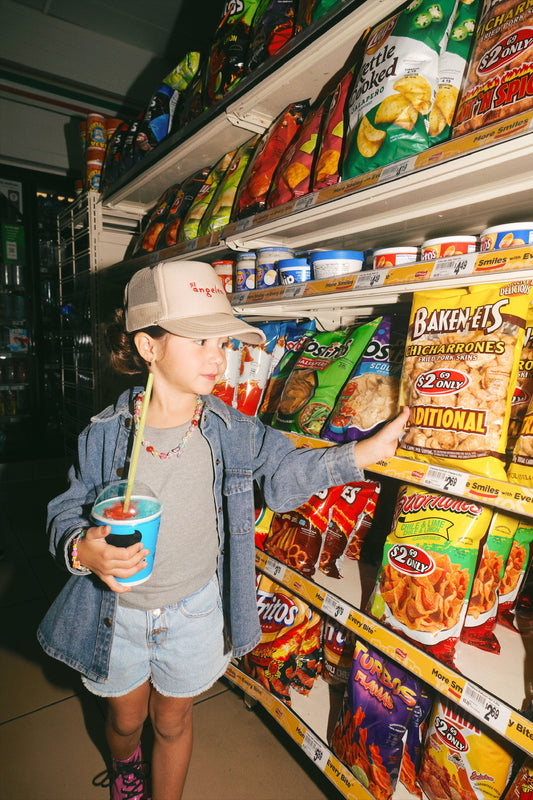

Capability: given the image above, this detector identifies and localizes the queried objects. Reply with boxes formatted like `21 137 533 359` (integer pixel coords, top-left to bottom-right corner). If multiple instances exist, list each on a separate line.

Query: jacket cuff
323 441 365 486
63 527 90 575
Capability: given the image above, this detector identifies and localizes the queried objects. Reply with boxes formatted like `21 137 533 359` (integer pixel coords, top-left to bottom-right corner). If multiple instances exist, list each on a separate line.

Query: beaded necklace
133 392 204 460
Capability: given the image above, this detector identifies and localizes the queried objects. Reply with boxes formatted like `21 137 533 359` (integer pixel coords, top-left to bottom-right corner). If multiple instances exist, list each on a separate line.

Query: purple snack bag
323 316 407 443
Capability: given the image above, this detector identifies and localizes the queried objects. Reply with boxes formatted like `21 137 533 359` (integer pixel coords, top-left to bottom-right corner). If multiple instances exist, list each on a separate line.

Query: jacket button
104 617 112 627
116 468 124 478
215 459 221 465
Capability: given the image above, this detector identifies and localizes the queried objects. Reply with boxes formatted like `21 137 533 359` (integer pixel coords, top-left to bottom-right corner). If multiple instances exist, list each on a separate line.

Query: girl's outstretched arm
352 406 410 471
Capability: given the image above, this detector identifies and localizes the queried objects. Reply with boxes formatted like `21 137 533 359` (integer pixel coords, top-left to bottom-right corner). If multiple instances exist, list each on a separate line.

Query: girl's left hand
353 406 410 471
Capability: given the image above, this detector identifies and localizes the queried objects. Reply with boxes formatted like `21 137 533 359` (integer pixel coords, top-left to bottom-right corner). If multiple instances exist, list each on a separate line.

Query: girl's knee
150 694 193 741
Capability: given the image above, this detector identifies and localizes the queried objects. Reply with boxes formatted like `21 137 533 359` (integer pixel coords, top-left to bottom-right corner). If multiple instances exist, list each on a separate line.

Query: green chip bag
272 318 382 437
343 0 459 178
179 150 236 242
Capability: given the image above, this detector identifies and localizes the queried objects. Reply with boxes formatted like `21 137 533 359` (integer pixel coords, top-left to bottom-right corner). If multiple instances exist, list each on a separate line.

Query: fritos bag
272 319 381 437
319 481 380 578
398 280 533 481
418 698 514 800
242 574 310 704
343 0 458 179
460 510 518 653
330 638 423 800
292 608 323 696
323 315 407 443
236 101 309 218
497 518 533 629
322 618 357 689
264 485 342 576
367 484 493 666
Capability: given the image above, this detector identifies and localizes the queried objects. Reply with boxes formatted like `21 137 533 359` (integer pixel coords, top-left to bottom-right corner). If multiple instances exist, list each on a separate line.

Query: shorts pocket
180 576 221 619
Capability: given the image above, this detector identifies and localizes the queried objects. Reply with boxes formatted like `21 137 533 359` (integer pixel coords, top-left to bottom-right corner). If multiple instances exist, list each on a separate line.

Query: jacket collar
95 387 233 428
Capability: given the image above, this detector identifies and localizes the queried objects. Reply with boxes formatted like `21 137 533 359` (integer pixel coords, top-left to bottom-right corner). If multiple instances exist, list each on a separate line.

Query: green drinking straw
123 372 153 513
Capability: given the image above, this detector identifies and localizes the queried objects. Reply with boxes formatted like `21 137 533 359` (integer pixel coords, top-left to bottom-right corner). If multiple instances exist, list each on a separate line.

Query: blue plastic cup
92 480 161 585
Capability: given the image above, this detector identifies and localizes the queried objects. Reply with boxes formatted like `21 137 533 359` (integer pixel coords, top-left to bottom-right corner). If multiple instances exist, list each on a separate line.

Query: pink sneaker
110 743 150 800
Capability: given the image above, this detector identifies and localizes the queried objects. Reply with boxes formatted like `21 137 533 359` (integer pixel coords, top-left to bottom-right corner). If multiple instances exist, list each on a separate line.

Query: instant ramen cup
373 246 419 269
278 258 311 285
310 250 364 279
480 223 533 252
92 481 161 585
421 235 477 261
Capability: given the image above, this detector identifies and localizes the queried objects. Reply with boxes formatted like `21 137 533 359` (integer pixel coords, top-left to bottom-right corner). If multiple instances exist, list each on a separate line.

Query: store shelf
254 550 533 756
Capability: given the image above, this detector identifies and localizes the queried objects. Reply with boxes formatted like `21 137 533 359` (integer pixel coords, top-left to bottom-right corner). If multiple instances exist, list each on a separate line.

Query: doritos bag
312 67 354 191
397 280 533 481
367 484 493 667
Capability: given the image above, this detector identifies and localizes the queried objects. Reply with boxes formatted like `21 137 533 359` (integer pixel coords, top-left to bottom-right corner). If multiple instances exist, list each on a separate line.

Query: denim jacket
37 389 363 682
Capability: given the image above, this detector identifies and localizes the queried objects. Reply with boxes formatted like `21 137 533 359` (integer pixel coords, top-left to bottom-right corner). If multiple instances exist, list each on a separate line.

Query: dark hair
105 308 167 375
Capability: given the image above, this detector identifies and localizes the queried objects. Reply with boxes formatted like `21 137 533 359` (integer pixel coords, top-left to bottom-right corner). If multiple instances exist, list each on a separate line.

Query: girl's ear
134 331 156 366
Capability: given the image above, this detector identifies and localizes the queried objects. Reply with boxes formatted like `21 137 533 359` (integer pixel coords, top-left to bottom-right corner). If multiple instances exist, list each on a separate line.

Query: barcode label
263 556 286 582
355 270 385 290
283 283 307 299
425 466 468 495
302 731 328 769
322 593 349 624
432 253 476 279
294 194 317 212
461 682 511 736
234 217 254 233
6 242 17 259
379 157 415 183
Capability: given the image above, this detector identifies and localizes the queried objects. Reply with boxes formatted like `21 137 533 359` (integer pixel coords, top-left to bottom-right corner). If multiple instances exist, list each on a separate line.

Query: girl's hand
75 525 150 593
353 406 410 471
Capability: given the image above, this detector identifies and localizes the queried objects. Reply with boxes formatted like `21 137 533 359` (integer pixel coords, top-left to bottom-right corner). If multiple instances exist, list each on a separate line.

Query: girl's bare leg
149 689 194 800
106 681 151 759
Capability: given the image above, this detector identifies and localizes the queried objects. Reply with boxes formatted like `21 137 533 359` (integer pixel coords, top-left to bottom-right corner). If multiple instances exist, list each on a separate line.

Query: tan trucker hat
124 261 266 344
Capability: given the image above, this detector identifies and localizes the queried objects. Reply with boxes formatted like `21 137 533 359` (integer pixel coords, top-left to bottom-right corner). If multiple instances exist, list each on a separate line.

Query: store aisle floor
0 459 343 800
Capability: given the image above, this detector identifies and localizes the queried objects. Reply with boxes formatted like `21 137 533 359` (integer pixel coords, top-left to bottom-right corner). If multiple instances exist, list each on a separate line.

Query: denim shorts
82 575 232 698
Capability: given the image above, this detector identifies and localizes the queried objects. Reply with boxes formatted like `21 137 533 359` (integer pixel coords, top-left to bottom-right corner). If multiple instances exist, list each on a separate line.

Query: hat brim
158 313 266 345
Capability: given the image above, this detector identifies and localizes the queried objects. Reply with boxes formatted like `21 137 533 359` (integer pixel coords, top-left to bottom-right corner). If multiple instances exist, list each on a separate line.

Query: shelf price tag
234 217 254 233
322 593 349 625
460 682 511 736
231 292 250 306
379 157 416 183
263 556 286 582
355 270 386 290
185 240 197 253
283 283 307 299
294 194 318 212
424 465 468 495
302 730 329 770
432 253 476 280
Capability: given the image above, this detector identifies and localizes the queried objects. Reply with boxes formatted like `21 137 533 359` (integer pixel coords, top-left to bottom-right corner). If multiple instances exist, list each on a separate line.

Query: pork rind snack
453 0 533 137
236 101 309 219
242 574 310 704
508 391 533 485
179 150 236 241
319 481 381 578
272 318 381 437
427 0 481 145
418 697 514 800
497 518 533 629
323 316 407 443
398 280 533 480
292 608 323 696
367 484 493 666
460 510 518 653
399 685 433 799
330 638 424 800
264 485 342 577
322 618 357 689
343 0 458 178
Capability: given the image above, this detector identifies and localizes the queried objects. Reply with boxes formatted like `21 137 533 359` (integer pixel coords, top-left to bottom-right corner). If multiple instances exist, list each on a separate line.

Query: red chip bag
212 340 242 407
312 67 354 191
322 618 357 689
292 609 323 696
345 484 380 561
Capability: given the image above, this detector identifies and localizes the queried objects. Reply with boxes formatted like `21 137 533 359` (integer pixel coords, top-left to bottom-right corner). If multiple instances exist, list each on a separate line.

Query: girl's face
151 334 229 397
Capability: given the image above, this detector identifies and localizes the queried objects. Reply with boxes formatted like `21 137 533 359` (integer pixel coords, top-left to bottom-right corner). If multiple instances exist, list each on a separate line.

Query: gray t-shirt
119 421 218 610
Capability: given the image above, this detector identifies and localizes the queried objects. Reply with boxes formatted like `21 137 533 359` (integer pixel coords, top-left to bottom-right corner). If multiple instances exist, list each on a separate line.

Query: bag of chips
179 151 236 241
163 51 201 92
460 510 518 653
119 114 143 175
272 318 382 437
247 0 298 71
399 685 433 799
507 314 533 459
343 0 458 178
267 102 326 208
312 67 355 191
322 618 357 689
264 485 342 577
428 0 481 145
345 483 380 561
323 315 407 443
418 697 514 800
319 481 380 578
155 168 211 249
101 120 130 191
397 280 533 481
136 85 179 158
236 101 309 218
213 339 243 407
330 638 423 800
292 608 323 696
497 519 533 629
199 135 260 235
134 184 179 254
367 484 493 667
242 574 310 704
236 323 282 415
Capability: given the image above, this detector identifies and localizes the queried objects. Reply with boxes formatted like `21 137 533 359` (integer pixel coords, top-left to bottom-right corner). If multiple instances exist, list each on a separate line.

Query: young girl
38 260 409 800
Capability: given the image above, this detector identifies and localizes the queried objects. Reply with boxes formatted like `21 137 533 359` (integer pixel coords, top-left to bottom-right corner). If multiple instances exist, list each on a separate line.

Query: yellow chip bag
418 698 514 800
398 280 533 480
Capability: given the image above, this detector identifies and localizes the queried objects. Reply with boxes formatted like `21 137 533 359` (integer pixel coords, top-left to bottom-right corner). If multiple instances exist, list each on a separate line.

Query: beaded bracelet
70 532 91 574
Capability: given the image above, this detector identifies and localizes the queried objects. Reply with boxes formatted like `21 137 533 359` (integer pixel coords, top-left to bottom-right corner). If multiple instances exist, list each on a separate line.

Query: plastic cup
92 480 161 585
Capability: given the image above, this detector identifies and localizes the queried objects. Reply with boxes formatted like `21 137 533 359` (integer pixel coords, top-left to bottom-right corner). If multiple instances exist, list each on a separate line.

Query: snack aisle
65 0 533 797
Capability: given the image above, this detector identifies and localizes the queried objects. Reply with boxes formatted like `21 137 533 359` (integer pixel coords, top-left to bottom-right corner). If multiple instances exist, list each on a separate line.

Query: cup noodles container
86 161 103 192
373 246 419 269
310 250 364 279
278 258 311 285
421 235 477 261
234 252 256 291
480 223 533 252
211 260 233 293
86 113 106 149
255 246 293 289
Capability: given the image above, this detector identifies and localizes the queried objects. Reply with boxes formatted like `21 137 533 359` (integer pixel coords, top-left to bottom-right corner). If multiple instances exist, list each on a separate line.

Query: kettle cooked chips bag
398 280 533 480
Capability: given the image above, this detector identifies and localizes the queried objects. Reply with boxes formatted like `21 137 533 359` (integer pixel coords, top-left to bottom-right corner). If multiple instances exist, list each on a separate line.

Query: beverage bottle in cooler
5 389 16 416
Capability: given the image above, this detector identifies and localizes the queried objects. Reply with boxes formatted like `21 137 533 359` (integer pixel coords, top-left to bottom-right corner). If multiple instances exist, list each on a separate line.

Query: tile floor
0 458 344 800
